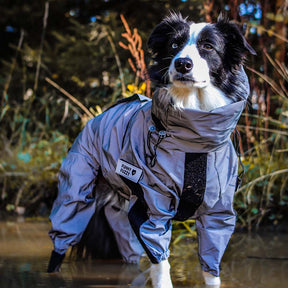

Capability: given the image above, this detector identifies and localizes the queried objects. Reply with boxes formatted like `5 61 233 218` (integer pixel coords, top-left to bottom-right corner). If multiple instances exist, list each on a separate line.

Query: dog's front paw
47 250 65 273
202 271 221 287
150 259 173 288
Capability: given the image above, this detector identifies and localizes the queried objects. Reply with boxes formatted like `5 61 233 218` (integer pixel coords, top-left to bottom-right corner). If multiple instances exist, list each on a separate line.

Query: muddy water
0 220 287 288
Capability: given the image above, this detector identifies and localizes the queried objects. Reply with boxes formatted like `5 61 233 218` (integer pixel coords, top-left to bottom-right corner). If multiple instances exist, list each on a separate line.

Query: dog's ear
147 12 189 58
216 14 256 67
147 21 170 57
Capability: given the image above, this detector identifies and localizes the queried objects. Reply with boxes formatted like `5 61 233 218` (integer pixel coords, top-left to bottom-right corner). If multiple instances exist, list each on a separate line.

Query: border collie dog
48 13 255 288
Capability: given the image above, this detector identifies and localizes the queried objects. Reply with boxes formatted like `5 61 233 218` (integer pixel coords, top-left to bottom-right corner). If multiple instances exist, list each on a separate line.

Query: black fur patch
74 173 121 260
174 153 207 221
196 20 255 102
75 205 122 259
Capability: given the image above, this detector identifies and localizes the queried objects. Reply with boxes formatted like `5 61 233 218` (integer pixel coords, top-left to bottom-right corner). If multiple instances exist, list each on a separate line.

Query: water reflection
0 220 287 287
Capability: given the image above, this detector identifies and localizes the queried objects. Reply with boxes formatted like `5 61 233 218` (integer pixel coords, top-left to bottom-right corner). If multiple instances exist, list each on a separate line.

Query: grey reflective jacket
49 74 248 276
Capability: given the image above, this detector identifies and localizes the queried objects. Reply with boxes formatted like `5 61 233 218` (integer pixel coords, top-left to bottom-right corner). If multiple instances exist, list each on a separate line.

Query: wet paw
150 259 173 288
202 271 221 286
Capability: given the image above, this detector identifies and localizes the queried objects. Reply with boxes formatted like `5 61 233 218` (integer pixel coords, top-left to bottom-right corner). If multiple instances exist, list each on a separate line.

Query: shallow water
0 219 287 288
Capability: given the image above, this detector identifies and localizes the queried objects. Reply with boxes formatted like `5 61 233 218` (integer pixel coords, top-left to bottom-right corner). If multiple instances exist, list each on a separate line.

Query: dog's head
148 13 256 108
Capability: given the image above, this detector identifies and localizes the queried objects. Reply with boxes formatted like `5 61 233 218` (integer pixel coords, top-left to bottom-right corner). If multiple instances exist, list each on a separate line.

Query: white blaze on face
169 23 210 88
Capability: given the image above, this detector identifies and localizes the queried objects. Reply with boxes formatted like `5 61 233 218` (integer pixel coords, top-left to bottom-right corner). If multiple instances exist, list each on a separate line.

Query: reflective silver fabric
49 68 249 276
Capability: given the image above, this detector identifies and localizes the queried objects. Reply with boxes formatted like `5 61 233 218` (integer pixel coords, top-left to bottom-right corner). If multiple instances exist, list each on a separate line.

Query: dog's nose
174 58 193 74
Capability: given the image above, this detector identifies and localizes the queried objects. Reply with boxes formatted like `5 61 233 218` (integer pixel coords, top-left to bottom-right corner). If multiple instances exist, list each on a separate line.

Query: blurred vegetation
0 0 287 232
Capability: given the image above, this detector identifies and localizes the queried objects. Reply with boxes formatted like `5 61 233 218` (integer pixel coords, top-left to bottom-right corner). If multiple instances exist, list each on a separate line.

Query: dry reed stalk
203 0 214 22
229 0 239 20
34 1 49 92
237 124 288 136
2 29 25 106
45 77 94 119
235 168 288 194
246 66 287 99
119 14 151 97
105 29 126 96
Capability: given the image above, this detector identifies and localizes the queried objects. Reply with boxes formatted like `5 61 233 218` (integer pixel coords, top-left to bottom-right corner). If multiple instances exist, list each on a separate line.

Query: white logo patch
116 159 142 183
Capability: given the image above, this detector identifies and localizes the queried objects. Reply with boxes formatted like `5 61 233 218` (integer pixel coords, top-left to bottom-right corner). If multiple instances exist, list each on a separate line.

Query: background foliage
0 0 287 230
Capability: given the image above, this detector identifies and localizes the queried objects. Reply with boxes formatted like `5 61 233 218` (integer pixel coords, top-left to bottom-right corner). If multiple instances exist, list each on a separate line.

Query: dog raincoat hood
49 69 249 276
151 88 245 152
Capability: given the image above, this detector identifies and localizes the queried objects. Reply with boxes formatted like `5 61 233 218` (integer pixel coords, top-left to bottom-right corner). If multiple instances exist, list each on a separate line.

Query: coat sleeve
125 180 174 264
195 145 238 277
196 206 236 276
49 119 99 255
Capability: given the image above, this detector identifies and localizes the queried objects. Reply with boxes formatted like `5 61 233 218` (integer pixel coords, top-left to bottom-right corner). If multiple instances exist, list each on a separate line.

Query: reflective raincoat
49 71 249 276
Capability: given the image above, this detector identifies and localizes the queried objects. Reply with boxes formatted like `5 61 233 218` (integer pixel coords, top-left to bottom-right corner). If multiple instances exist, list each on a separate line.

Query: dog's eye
172 43 178 49
203 43 213 50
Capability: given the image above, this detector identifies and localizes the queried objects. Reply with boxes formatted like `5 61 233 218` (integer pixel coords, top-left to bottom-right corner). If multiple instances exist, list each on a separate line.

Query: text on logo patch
116 159 142 183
